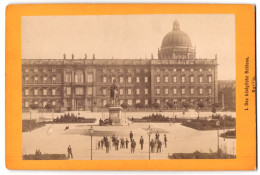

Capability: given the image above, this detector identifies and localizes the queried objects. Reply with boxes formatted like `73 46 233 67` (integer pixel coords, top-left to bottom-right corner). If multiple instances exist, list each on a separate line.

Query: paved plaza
22 112 236 160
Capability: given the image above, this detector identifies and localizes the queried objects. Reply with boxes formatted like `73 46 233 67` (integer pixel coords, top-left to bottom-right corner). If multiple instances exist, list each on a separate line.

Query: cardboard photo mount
5 4 256 170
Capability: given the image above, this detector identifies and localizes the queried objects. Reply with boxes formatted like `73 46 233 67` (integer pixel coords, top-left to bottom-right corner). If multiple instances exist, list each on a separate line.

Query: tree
197 102 205 118
45 104 54 110
29 104 38 110
197 102 205 109
120 103 129 110
135 103 144 110
45 104 55 122
166 102 174 109
152 102 160 109
182 102 191 109
28 104 38 133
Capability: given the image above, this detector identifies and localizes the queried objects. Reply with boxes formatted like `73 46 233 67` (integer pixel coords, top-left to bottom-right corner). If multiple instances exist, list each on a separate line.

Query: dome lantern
173 20 180 31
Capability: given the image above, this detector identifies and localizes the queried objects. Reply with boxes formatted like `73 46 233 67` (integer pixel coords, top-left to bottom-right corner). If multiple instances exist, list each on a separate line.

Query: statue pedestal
108 106 123 125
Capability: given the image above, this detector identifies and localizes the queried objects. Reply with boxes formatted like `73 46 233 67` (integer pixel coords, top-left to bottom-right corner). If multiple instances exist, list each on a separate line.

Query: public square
22 111 236 160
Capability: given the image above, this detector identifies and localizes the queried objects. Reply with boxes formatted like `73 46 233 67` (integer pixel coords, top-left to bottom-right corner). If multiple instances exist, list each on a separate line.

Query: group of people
66 131 168 159
99 118 112 126
95 131 167 154
96 135 133 153
149 131 167 153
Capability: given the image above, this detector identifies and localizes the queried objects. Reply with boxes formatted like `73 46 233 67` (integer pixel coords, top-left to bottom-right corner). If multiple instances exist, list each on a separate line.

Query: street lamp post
216 120 220 154
29 110 32 133
147 125 152 160
223 116 226 141
125 109 126 123
89 126 95 160
52 108 54 123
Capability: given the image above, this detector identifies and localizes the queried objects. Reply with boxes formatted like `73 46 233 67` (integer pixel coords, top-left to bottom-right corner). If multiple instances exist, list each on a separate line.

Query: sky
21 14 235 80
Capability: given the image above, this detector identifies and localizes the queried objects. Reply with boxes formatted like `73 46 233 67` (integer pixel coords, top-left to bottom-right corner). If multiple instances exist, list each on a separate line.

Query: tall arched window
190 75 194 83
208 75 212 83
75 71 84 83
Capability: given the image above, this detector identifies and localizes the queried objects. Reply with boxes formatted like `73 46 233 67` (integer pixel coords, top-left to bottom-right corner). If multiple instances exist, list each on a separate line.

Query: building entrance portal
75 99 85 111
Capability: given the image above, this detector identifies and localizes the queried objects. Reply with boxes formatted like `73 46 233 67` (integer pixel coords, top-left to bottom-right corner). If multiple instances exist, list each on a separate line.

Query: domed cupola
158 20 196 60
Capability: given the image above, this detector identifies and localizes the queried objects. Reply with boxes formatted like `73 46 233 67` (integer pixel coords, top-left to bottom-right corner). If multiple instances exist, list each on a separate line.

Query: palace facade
22 20 218 112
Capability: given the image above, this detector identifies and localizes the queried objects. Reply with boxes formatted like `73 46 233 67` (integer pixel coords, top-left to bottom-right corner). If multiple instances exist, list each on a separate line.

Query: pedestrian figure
150 139 155 153
112 135 116 146
104 135 108 143
157 140 162 153
67 145 73 159
126 138 129 149
129 131 133 141
164 134 167 147
121 138 125 148
98 141 101 149
155 131 160 141
105 140 109 153
131 139 136 153
115 138 119 151
154 140 158 152
139 136 144 150
101 139 104 149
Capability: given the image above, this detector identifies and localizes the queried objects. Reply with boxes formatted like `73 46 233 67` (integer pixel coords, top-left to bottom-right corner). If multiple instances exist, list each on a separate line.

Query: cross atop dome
173 20 180 30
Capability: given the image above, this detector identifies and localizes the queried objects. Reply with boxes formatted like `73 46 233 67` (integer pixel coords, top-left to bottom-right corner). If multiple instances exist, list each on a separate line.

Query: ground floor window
127 100 132 106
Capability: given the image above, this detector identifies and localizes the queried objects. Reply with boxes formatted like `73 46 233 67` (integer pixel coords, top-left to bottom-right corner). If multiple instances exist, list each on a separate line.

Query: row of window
24 74 93 84
156 88 212 95
24 87 212 96
65 74 93 83
24 76 58 84
24 74 213 84
156 75 212 83
102 99 149 106
24 68 57 73
102 98 212 106
24 88 58 96
102 76 149 83
24 67 212 74
24 87 93 96
156 68 212 73
24 101 57 108
101 68 149 73
102 88 149 96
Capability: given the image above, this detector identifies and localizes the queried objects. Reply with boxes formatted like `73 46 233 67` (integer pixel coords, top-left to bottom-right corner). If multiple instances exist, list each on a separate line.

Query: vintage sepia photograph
21 14 236 160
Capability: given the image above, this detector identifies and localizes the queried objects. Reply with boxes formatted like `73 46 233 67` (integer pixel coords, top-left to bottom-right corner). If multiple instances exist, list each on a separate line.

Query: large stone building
22 20 218 112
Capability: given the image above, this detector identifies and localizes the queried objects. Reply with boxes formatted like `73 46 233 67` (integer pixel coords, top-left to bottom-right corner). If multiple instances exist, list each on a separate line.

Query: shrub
120 103 129 109
182 102 191 109
29 104 38 110
135 103 144 109
23 154 68 160
166 102 174 109
197 102 205 109
152 102 160 109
